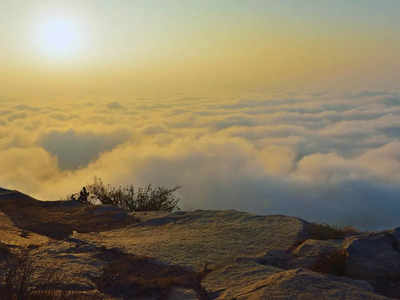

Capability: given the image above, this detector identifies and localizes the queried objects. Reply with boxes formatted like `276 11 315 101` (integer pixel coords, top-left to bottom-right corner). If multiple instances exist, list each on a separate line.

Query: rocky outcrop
0 190 135 240
1 189 400 299
343 230 400 281
341 229 400 298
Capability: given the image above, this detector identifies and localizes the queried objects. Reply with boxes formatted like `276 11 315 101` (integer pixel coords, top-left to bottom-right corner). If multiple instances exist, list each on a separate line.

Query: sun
36 18 82 59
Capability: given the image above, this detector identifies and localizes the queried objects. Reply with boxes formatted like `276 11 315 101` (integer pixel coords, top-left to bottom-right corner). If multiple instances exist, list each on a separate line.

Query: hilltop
0 188 399 299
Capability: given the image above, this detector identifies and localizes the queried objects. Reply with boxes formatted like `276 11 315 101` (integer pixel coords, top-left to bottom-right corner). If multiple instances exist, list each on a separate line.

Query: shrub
72 177 181 212
1 250 34 300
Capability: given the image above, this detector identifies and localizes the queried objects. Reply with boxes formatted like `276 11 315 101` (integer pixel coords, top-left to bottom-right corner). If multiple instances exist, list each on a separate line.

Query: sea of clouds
1 90 400 229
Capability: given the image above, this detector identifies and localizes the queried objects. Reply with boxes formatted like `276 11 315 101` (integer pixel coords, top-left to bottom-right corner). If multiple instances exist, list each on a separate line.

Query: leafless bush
73 177 181 212
0 249 103 300
0 249 34 299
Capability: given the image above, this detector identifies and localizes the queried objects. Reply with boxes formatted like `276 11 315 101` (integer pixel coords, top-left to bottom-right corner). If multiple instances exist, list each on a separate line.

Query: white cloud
1 91 400 229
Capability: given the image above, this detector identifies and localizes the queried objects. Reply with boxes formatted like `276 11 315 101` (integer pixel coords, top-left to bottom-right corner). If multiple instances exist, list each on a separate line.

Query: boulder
292 239 343 257
343 231 400 281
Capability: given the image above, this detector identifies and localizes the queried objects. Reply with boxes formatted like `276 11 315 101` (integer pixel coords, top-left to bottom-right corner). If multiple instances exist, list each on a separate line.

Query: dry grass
0 249 105 300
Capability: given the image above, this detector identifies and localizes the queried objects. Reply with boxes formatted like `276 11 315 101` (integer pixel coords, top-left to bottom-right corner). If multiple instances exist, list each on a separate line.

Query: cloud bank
1 90 400 229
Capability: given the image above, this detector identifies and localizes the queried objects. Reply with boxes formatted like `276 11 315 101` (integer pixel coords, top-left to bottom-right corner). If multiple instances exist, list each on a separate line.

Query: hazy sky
1 1 399 99
1 1 400 229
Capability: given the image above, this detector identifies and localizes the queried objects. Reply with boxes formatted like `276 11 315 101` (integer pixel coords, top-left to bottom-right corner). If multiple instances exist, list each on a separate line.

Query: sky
1 1 400 229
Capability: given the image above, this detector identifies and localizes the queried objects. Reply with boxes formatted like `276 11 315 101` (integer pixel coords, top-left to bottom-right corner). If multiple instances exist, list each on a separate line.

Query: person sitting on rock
78 187 89 204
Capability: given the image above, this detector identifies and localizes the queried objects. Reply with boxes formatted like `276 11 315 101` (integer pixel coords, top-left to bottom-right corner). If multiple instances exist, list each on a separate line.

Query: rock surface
77 210 309 269
234 268 385 300
0 189 399 299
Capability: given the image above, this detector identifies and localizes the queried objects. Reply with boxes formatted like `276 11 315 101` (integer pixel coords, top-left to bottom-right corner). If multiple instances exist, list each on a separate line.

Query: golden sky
1 1 399 99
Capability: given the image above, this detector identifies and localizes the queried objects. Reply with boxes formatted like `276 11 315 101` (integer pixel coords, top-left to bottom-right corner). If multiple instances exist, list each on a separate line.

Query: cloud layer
1 90 400 229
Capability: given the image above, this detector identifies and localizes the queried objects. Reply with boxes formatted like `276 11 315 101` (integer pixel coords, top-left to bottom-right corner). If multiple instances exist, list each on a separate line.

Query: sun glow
36 18 83 59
